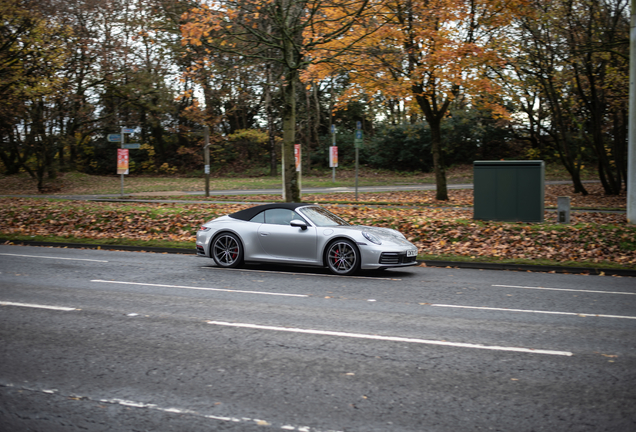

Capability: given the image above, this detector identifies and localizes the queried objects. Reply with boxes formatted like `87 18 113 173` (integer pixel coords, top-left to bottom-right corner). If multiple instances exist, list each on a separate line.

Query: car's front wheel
326 239 360 276
211 233 244 268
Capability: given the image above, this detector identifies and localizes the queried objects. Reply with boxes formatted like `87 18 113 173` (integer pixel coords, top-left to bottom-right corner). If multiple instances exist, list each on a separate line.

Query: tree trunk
428 116 448 201
282 68 300 202
305 82 312 174
552 133 588 195
543 79 588 195
265 64 277 177
413 84 450 201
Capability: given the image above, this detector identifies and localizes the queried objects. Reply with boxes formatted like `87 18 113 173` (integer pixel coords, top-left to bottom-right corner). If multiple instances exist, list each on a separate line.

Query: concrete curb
2 238 633 277
0 239 195 255
420 260 636 277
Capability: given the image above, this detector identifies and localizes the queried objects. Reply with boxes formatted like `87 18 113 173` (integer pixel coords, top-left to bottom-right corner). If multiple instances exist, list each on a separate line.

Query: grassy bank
1 197 633 270
0 163 598 196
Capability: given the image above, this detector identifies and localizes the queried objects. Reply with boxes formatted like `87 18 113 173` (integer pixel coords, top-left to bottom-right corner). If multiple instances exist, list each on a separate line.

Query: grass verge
1 163 591 196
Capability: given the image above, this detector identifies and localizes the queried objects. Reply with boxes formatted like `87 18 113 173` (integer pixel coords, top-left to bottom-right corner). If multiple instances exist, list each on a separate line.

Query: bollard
557 196 571 223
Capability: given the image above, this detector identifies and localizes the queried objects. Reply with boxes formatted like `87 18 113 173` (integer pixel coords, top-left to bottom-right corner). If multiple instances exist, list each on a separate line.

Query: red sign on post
117 148 129 174
294 144 301 172
329 146 338 167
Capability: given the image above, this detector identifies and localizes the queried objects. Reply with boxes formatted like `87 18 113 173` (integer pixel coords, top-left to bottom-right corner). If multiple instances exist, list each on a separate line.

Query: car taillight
199 226 211 232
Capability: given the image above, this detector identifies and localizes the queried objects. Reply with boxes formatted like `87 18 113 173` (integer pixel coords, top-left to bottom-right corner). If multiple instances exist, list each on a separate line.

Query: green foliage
327 108 516 172
443 108 517 161
204 129 272 174
364 124 433 172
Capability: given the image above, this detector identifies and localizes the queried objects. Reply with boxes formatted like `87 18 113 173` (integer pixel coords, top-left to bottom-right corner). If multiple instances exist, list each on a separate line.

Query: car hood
340 225 414 247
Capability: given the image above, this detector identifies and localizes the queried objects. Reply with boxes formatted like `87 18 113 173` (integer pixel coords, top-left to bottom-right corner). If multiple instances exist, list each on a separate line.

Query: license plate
406 249 417 257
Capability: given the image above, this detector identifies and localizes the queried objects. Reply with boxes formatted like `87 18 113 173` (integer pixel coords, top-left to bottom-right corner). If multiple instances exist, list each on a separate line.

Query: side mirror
290 219 308 230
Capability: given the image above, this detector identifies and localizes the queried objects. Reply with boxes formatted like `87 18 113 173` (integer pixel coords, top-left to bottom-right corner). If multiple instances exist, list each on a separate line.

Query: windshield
300 206 350 227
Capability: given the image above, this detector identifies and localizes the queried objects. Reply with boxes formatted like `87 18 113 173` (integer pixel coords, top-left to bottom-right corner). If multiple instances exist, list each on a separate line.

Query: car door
256 209 318 263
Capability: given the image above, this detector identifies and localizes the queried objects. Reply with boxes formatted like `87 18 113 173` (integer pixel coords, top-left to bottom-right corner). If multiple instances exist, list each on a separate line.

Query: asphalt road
1 244 635 431
3 180 601 201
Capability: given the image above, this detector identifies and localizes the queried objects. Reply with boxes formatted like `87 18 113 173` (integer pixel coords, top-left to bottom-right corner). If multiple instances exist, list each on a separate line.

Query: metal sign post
117 127 137 197
204 126 210 197
120 127 126 196
295 144 302 199
117 148 129 197
281 141 286 201
331 124 336 182
354 122 363 201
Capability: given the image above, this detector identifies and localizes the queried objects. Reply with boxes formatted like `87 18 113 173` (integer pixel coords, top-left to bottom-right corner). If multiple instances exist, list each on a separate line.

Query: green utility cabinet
473 160 545 222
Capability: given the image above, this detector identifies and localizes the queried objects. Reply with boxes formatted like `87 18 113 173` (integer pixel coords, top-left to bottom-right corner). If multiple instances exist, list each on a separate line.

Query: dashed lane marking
0 252 108 263
206 321 573 356
91 280 309 297
0 383 340 432
0 301 76 311
493 284 636 296
431 304 636 320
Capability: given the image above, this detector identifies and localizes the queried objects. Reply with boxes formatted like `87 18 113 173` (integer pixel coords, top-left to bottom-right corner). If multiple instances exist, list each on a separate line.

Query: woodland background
0 0 629 199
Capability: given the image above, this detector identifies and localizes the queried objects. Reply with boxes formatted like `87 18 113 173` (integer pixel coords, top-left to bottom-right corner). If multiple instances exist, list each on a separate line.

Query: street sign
329 146 338 167
117 149 129 175
123 143 141 149
356 121 362 130
294 144 301 172
122 128 136 134
354 130 363 148
107 134 122 142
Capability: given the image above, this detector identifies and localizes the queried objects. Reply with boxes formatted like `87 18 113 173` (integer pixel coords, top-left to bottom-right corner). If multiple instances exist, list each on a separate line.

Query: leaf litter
0 192 633 268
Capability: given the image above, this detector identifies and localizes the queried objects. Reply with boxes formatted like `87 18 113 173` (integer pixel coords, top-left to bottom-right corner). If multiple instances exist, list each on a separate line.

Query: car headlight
362 231 382 245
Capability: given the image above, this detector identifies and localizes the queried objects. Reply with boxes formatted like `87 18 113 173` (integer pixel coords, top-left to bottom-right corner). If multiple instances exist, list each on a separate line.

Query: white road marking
91 280 309 297
206 321 573 356
0 252 108 263
0 301 76 311
202 266 400 281
99 398 339 431
431 304 636 320
0 383 339 432
493 284 636 296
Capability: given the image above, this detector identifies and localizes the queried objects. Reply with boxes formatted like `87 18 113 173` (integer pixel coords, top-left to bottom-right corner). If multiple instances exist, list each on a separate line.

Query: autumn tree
512 0 629 196
306 0 526 200
51 0 199 175
181 0 374 202
0 0 71 188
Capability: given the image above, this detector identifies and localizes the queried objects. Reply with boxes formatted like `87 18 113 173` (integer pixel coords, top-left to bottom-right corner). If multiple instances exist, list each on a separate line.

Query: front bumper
379 252 418 265
359 246 419 270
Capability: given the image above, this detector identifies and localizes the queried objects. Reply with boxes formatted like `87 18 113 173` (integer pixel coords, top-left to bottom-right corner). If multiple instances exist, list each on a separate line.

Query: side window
264 209 302 225
249 211 265 223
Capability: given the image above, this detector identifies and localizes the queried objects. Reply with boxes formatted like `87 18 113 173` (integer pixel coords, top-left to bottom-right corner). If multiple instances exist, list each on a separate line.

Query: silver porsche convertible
196 203 419 275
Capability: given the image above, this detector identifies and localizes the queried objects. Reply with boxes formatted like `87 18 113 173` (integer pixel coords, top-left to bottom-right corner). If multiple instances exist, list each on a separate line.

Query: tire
326 239 360 276
211 233 244 268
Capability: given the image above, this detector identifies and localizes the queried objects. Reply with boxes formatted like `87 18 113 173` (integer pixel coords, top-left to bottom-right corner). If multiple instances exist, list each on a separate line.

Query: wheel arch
209 229 245 258
321 235 361 267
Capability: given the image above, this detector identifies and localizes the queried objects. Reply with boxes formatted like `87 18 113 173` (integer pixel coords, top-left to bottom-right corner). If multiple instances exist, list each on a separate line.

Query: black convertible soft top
229 203 312 221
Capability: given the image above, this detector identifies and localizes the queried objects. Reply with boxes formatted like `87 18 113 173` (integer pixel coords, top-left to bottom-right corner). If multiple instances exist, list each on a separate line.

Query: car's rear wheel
211 233 243 268
326 239 360 276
